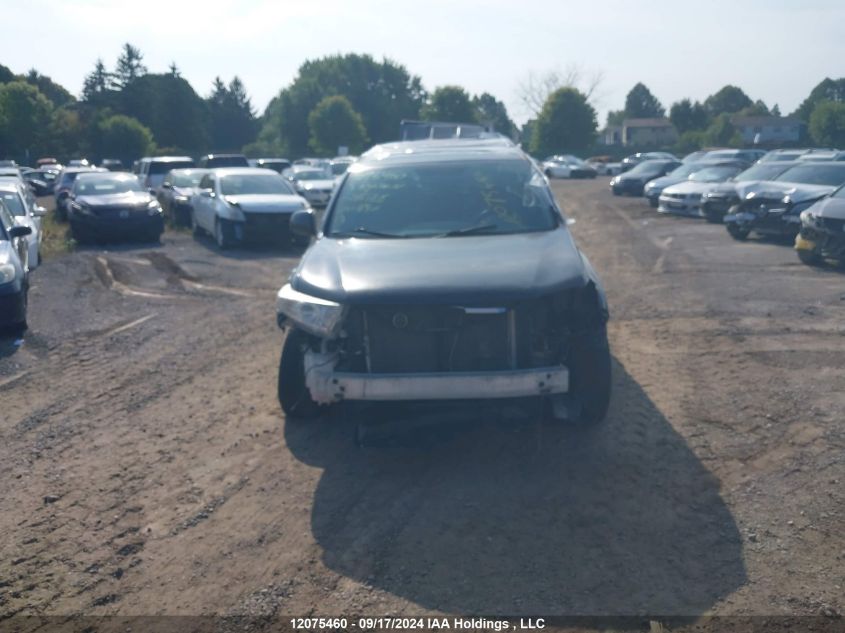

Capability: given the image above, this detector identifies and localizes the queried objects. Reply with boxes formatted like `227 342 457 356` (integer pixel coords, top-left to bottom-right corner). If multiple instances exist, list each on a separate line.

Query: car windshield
330 163 351 176
327 159 557 239
774 164 845 186
76 177 144 195
733 163 791 182
667 163 701 179
690 166 741 182
220 174 294 195
0 191 25 216
206 156 248 168
627 160 669 177
295 171 329 181
171 172 205 187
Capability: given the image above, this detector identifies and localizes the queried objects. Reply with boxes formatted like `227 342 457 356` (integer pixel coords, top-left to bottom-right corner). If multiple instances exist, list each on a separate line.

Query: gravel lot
1 180 843 622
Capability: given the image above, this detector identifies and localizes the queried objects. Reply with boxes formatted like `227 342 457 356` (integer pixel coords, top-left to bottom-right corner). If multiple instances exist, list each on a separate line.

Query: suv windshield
220 174 294 196
775 164 845 186
733 163 791 182
76 176 143 195
327 159 557 238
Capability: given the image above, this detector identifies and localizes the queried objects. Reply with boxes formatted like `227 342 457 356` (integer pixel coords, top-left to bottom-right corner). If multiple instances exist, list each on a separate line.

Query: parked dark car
157 168 208 226
610 159 681 196
100 158 125 172
21 170 52 196
67 172 165 243
701 162 796 223
198 154 250 169
724 163 845 241
0 201 31 336
795 184 845 266
275 138 612 434
254 158 292 173
54 167 107 220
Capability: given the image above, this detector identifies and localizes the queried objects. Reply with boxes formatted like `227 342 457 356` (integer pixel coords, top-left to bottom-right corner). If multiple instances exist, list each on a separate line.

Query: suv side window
199 175 213 190
0 202 14 233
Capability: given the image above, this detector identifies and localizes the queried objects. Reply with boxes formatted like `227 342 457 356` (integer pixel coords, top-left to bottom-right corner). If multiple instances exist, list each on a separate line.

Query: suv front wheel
278 328 322 420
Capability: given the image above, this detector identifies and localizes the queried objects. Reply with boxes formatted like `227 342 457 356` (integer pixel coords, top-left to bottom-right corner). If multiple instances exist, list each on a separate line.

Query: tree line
1 45 844 164
530 78 845 157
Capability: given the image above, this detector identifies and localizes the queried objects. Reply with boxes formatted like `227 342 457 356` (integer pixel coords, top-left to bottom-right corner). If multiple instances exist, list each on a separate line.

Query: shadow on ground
284 358 746 616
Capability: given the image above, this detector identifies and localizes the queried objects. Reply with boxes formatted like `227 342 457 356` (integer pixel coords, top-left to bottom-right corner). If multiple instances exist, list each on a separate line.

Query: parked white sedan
191 168 312 249
541 155 597 179
0 180 46 268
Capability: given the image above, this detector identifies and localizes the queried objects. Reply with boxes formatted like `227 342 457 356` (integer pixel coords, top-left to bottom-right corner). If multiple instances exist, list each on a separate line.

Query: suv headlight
0 262 16 285
276 284 346 338
147 200 162 215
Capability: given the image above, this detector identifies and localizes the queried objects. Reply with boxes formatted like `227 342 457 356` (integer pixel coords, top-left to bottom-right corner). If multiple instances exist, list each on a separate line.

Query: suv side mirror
290 209 316 237
161 182 172 189
9 225 32 238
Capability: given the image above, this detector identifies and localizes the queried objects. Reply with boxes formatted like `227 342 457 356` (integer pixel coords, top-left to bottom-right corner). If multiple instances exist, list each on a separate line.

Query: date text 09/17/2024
290 617 546 631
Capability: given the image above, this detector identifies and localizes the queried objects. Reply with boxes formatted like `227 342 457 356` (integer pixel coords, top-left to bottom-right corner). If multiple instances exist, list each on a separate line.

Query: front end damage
276 284 606 406
795 204 845 265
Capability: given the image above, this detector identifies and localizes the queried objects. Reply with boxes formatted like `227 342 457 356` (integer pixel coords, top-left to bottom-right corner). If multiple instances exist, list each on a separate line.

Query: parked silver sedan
0 180 46 268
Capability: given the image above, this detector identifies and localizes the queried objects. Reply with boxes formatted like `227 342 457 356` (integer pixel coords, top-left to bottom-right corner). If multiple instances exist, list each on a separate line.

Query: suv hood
224 194 305 212
292 227 588 305
77 192 153 207
741 181 836 204
807 195 845 220
646 174 687 191
296 180 334 191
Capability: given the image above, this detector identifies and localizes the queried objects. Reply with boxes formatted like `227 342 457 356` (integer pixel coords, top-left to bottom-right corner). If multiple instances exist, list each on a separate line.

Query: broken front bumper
304 350 569 404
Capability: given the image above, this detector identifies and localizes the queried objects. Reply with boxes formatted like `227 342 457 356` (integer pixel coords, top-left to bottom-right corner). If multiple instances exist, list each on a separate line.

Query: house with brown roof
622 118 678 147
729 115 802 145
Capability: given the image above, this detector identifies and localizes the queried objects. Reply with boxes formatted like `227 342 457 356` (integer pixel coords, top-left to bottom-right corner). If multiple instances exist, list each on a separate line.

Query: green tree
736 100 770 117
49 108 86 160
112 43 147 90
421 86 477 123
92 114 155 163
793 77 845 122
82 58 115 109
704 85 753 116
472 92 515 137
0 63 15 84
530 87 597 156
308 95 368 155
624 83 665 118
260 54 426 157
675 130 707 154
206 76 259 152
121 73 209 153
0 81 54 159
669 99 709 133
704 113 741 147
809 101 845 147
24 70 75 108
605 110 625 127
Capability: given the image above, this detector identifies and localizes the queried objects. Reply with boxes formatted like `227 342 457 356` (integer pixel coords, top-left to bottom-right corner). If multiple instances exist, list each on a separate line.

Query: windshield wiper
439 223 499 237
333 227 408 238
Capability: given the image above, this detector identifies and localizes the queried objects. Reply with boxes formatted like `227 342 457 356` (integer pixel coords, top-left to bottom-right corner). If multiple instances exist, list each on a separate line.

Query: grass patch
36 196 76 261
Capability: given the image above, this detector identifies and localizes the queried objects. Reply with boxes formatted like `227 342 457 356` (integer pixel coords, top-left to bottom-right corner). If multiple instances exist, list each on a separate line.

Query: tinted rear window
150 160 195 175
205 156 249 168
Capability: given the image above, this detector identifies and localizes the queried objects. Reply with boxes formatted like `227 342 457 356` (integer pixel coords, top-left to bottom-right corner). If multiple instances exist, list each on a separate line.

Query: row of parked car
0 152 357 335
0 163 53 336
592 147 845 268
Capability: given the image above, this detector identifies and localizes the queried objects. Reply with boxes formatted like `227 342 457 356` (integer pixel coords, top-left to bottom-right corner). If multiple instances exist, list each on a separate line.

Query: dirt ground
1 180 843 624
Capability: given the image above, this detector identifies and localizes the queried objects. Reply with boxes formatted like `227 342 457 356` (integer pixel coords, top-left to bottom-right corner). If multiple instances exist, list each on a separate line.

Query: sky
5 0 844 126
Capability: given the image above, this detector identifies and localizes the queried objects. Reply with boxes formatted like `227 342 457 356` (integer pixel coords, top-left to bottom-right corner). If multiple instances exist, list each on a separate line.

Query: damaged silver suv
275 138 611 427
